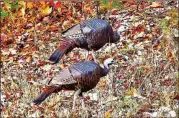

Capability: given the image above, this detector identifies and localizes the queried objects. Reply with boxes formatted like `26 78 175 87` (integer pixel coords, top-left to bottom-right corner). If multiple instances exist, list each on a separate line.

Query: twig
98 96 119 107
138 70 152 90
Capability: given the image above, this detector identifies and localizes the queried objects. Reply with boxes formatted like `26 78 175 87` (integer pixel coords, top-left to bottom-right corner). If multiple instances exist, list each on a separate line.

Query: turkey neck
111 31 120 43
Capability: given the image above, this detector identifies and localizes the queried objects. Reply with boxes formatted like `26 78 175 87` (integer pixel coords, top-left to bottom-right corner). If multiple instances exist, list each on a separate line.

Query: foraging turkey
49 18 127 63
33 58 115 109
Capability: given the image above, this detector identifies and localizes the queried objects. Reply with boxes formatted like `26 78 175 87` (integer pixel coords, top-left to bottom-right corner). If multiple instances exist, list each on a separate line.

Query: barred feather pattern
69 61 102 92
49 19 119 63
33 61 110 104
58 38 77 52
50 68 77 86
62 24 86 39
80 19 114 50
49 61 106 93
61 19 115 51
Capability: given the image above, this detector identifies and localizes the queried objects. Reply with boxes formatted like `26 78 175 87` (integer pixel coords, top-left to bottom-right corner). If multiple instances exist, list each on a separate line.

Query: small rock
173 29 178 37
134 32 145 39
169 110 176 117
151 112 158 117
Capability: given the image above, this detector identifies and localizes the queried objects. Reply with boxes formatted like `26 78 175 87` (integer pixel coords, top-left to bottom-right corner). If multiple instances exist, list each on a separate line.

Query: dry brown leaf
149 2 163 8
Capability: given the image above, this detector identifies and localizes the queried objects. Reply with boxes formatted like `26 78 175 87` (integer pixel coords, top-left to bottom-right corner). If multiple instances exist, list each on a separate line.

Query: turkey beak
110 61 117 67
111 61 116 64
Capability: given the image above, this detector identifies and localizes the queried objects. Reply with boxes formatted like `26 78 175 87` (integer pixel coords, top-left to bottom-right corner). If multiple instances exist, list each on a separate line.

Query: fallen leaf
167 51 175 62
169 110 177 117
41 64 52 71
51 1 61 9
26 56 32 63
173 94 179 100
9 48 17 55
18 1 26 8
125 87 137 96
99 79 106 90
26 2 33 9
149 2 163 8
105 110 112 118
39 6 52 16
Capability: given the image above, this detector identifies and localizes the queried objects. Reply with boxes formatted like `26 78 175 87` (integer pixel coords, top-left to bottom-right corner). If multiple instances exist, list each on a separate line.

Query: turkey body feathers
69 61 102 92
51 61 103 92
33 61 108 104
80 19 114 50
49 19 119 63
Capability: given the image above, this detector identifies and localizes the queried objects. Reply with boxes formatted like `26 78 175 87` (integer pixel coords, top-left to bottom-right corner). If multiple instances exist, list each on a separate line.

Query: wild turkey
49 18 127 63
33 58 115 110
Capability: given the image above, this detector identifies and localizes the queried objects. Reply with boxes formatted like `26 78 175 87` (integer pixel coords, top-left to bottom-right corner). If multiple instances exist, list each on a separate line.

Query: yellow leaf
20 7 25 17
125 88 137 96
19 63 23 68
27 2 33 9
105 111 112 118
99 79 106 90
59 64 68 69
141 66 152 71
18 1 26 8
126 112 131 117
26 56 32 63
39 6 52 16
62 20 70 30
40 1 46 6
147 34 152 40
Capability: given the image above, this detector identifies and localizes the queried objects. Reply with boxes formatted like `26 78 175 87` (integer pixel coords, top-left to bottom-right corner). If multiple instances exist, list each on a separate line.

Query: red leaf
135 80 142 84
5 92 11 100
1 34 6 41
117 74 123 79
137 104 151 113
174 94 179 100
50 1 61 9
167 51 175 62
140 2 148 9
112 9 118 15
55 2 61 9
49 25 58 31
123 83 128 89
15 32 21 36
49 1 55 6
84 96 90 101
161 80 174 86
37 106 45 111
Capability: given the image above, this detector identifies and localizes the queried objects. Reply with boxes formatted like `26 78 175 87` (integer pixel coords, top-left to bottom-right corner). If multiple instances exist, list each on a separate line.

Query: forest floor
1 1 179 117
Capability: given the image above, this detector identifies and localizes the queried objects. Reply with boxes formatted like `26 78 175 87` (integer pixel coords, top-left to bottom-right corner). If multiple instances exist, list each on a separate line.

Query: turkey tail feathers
49 49 66 64
33 86 57 105
49 39 77 64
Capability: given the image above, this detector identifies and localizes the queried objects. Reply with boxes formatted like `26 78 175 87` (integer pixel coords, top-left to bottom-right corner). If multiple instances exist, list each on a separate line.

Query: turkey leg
80 96 85 110
85 50 89 60
72 89 81 110
92 50 97 63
